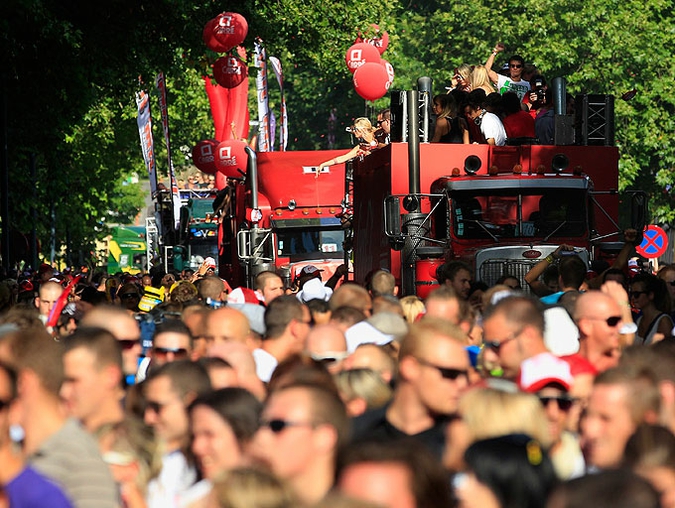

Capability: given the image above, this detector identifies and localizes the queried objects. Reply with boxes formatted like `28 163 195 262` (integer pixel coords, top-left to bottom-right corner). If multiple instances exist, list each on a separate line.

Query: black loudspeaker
575 94 615 146
389 90 407 142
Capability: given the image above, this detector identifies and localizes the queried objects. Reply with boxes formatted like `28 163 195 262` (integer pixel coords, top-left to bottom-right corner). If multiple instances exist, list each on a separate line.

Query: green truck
107 225 147 274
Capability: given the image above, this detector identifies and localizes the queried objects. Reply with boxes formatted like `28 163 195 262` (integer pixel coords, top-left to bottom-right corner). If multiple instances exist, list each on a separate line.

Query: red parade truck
347 91 646 297
218 148 350 288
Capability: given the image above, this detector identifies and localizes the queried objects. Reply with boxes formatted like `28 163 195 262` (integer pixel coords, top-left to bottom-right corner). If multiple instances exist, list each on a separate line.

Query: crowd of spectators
1 228 675 508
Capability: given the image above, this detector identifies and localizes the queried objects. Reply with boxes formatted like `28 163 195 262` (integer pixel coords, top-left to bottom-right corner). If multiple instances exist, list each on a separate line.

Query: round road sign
636 225 669 259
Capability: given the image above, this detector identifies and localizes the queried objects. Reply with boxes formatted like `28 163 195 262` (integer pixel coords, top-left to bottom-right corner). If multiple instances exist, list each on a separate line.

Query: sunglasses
153 347 189 358
509 63 523 68
630 290 648 298
483 330 521 353
538 396 575 411
120 293 139 300
259 419 316 434
118 339 139 350
416 358 468 380
583 315 622 327
310 351 349 365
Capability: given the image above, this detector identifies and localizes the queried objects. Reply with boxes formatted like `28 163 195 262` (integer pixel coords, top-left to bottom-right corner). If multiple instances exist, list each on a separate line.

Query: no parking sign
636 225 669 259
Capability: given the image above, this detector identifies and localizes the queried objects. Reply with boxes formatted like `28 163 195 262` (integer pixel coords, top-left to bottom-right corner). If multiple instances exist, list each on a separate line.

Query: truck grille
478 259 539 291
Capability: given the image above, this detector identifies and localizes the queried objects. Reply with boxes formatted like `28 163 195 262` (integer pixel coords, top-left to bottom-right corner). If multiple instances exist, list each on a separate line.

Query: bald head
36 281 64 317
205 307 252 346
198 276 227 301
574 291 622 323
79 305 142 376
574 291 623 371
329 284 372 316
81 305 140 339
207 341 266 400
343 344 395 384
306 325 347 356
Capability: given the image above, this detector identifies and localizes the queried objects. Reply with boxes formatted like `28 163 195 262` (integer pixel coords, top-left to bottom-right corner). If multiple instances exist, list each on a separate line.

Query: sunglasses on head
416 358 468 380
538 395 575 411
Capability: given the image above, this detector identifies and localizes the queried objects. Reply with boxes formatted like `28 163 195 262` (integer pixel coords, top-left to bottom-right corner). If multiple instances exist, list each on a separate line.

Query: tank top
438 117 464 144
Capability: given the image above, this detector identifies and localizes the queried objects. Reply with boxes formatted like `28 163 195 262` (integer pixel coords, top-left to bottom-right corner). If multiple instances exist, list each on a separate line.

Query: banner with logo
155 72 181 229
254 38 271 152
135 89 158 195
268 56 288 151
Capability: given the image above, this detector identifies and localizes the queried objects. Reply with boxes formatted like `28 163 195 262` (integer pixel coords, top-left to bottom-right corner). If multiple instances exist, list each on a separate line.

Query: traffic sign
636 225 669 259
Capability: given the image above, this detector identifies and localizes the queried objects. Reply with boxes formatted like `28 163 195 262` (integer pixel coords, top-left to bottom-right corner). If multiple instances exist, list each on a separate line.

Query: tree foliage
2 0 674 266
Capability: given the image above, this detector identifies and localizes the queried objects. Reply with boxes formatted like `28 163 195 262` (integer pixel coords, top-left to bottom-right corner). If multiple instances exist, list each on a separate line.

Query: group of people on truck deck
2 220 675 508
318 41 560 171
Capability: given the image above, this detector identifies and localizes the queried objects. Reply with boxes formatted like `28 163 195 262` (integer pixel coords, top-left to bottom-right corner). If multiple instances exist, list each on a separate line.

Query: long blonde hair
471 66 495 93
352 117 376 136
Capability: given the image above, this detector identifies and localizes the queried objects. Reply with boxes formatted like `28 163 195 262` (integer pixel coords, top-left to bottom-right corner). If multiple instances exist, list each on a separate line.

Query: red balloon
345 43 381 74
215 140 248 178
355 24 390 55
203 18 230 52
192 139 219 175
213 55 248 88
353 62 390 101
213 12 248 52
381 59 395 87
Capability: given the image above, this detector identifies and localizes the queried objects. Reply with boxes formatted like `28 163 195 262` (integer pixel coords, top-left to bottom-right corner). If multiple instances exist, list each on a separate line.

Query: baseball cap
229 302 266 336
518 353 573 393
345 321 394 353
297 278 332 303
299 265 323 276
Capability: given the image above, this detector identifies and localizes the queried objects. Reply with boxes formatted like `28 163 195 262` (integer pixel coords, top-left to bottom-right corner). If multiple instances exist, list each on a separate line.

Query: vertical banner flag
268 56 288 151
155 72 181 229
135 89 158 195
254 38 271 152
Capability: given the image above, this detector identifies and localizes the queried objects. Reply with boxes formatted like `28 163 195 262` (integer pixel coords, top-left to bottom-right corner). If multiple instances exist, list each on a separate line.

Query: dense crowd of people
0 43 664 508
1 226 675 508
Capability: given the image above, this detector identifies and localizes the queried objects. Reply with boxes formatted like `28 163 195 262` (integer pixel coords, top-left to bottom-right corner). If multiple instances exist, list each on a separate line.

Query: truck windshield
277 228 344 261
452 188 587 240
188 240 219 270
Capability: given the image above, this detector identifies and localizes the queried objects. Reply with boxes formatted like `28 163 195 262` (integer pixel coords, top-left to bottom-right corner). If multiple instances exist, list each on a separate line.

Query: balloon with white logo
381 59 395 88
192 139 220 174
345 42 381 74
215 139 248 178
213 12 248 52
213 55 248 88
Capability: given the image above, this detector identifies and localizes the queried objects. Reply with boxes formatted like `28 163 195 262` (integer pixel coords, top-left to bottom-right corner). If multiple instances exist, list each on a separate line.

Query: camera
533 78 546 102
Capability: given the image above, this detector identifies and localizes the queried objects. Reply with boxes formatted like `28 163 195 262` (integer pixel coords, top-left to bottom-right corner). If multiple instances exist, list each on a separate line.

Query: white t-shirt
480 112 507 146
252 348 278 382
496 74 531 100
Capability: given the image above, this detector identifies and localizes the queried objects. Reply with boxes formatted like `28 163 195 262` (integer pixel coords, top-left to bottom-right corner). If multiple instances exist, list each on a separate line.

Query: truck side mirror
384 196 402 237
